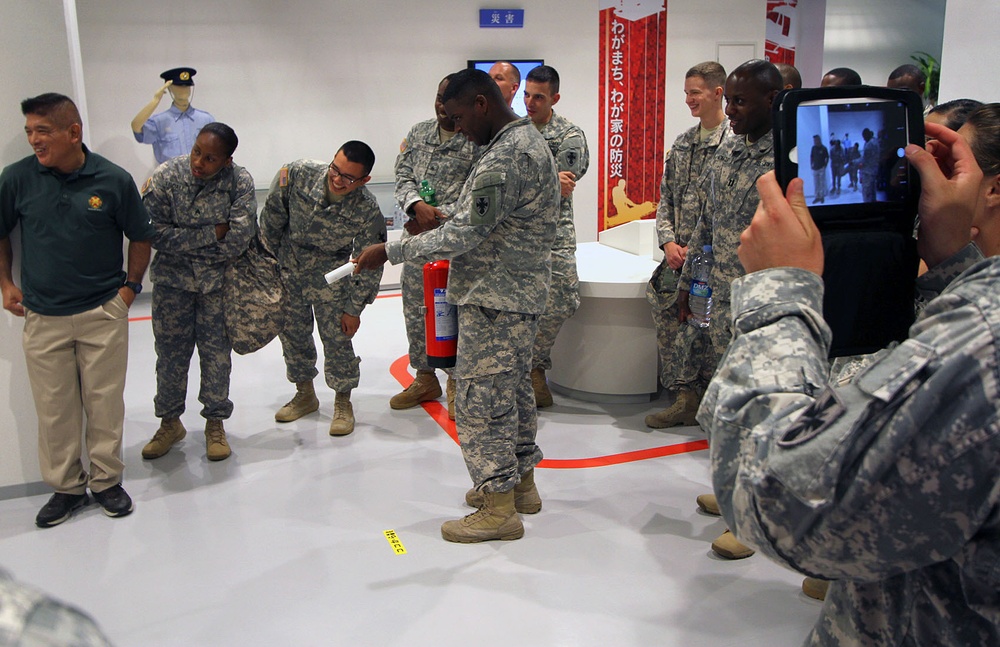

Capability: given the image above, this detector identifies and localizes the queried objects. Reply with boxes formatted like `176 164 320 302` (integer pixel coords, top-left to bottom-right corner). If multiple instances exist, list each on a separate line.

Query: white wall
939 0 1000 104
821 0 945 91
662 0 947 151
0 0 75 492
0 0 952 492
31 0 953 255
794 0 828 89
75 1 601 238
662 1 766 152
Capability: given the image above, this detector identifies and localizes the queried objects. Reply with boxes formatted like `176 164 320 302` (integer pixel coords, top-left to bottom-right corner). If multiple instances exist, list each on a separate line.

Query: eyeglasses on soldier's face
328 162 361 185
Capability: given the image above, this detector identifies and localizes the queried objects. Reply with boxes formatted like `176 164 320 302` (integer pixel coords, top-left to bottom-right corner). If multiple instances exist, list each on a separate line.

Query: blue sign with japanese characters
480 9 525 28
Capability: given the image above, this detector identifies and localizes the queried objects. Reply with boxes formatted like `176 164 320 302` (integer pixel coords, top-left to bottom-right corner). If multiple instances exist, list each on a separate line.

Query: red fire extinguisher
423 260 457 368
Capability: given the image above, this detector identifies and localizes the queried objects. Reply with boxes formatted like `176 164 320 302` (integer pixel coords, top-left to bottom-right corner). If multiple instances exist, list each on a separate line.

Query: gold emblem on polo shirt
88 195 103 210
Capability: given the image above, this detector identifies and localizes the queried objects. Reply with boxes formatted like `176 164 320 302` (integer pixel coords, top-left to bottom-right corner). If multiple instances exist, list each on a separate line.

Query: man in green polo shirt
0 93 154 528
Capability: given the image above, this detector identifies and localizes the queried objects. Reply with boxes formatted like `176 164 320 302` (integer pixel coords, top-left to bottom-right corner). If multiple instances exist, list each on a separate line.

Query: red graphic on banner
598 2 667 233
765 0 798 65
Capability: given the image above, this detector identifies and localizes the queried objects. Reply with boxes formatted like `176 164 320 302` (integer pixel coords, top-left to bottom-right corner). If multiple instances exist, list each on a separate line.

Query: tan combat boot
696 493 721 516
802 577 830 601
389 370 442 409
142 418 187 459
275 380 320 422
446 376 456 421
442 490 524 543
531 367 553 408
205 419 231 461
328 391 355 436
644 388 700 428
465 468 542 514
711 529 755 559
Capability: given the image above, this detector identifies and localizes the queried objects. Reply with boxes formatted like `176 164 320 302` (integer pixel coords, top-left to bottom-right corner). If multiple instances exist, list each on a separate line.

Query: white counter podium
549 221 662 403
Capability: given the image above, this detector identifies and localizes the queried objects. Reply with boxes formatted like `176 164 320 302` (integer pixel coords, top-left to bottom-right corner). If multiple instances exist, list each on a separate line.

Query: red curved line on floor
389 355 707 469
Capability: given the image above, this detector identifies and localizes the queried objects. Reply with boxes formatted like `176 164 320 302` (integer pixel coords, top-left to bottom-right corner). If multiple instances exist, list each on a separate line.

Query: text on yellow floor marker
384 529 407 554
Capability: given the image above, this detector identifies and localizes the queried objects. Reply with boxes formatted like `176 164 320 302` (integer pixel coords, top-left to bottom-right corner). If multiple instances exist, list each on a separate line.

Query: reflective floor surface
0 292 821 646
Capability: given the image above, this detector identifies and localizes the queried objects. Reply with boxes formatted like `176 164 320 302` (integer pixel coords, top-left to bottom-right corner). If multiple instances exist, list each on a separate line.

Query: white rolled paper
324 261 356 284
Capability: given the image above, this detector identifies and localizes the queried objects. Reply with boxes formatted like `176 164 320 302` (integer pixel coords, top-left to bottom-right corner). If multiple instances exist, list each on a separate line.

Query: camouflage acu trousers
279 290 361 394
531 252 580 371
152 284 233 420
646 259 684 388
401 259 433 373
658 295 732 397
454 305 542 493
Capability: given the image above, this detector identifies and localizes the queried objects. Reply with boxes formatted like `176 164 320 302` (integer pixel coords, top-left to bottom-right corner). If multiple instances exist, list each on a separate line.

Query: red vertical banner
765 0 798 65
598 1 667 233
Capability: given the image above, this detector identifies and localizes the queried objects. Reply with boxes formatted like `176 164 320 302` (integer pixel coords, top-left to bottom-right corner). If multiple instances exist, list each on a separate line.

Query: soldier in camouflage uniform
391 74 479 417
672 60 782 560
700 120 1000 646
356 69 559 543
0 568 112 646
142 123 256 462
644 61 730 429
260 141 385 437
521 65 589 407
860 127 880 203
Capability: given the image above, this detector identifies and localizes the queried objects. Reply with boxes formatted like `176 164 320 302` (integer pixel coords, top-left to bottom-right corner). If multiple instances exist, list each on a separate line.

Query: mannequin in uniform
132 67 215 165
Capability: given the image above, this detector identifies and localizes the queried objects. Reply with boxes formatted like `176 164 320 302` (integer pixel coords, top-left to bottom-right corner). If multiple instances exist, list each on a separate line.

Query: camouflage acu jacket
655 119 730 249
145 156 257 293
536 111 589 255
385 117 560 314
679 131 774 303
700 243 1000 646
259 160 385 314
394 118 479 216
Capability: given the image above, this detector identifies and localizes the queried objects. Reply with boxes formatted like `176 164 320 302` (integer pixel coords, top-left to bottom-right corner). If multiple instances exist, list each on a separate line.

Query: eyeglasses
328 162 361 185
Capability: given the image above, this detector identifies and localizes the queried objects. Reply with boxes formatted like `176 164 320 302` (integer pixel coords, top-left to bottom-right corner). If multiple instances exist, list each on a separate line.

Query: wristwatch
123 280 143 295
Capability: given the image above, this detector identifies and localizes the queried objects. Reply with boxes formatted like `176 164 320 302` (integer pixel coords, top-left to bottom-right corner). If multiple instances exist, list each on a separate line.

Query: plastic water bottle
418 180 437 207
688 245 713 328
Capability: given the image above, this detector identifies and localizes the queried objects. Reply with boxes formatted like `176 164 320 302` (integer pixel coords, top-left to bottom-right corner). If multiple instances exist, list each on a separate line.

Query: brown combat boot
389 370 442 409
531 367 554 408
465 468 542 514
205 419 231 461
328 391 355 436
441 490 524 543
142 418 187 459
802 577 830 601
275 380 320 422
696 493 721 516
711 529 755 559
644 388 700 428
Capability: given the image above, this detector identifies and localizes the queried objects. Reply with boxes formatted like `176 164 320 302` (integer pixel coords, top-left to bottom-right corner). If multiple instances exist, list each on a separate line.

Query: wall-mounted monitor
467 59 544 118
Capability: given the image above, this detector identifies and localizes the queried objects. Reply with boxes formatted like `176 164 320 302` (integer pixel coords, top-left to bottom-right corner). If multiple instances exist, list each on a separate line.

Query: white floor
0 292 822 646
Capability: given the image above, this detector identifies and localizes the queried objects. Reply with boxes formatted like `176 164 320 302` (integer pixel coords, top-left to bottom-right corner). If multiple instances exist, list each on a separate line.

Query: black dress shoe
35 492 90 528
92 484 134 518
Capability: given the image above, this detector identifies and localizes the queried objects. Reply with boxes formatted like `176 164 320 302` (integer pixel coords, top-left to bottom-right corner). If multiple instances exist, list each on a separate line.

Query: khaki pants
23 294 129 494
